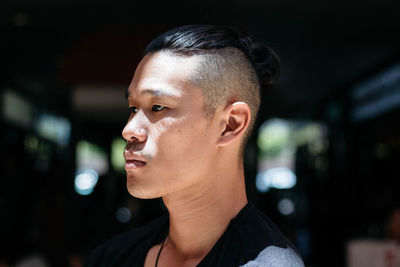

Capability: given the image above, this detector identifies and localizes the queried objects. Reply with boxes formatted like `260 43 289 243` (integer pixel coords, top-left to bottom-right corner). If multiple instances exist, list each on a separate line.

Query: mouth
125 159 146 170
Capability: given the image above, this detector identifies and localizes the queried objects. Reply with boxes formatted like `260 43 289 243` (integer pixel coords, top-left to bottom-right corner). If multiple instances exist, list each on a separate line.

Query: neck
162 161 247 259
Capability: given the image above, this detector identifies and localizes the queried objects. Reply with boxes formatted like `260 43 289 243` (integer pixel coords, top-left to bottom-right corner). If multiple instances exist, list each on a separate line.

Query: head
144 25 280 143
122 25 280 199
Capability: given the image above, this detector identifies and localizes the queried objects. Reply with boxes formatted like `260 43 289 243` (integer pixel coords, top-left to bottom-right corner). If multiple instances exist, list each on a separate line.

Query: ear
217 102 251 147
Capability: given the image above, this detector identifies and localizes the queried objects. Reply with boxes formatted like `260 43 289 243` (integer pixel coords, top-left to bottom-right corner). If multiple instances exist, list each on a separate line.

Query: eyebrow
125 88 181 100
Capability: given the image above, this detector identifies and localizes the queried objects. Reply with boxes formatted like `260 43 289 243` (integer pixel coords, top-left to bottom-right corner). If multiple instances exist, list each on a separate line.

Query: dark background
1 0 400 266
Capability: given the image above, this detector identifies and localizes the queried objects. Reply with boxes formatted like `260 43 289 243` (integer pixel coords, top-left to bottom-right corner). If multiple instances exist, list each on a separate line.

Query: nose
122 111 148 143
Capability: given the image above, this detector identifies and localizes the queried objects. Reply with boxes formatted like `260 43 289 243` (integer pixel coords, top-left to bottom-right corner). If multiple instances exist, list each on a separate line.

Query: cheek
155 117 175 132
149 114 212 158
158 116 204 147
145 117 181 155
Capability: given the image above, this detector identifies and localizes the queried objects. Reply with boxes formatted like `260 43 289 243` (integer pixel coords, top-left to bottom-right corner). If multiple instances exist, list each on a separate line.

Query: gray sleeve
239 246 305 267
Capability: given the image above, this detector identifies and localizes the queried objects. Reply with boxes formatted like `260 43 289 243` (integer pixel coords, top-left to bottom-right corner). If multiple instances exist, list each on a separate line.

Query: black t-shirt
85 202 304 267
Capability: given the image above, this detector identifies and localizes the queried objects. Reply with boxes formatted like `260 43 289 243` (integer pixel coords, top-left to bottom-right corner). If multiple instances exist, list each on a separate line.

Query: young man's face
122 51 221 199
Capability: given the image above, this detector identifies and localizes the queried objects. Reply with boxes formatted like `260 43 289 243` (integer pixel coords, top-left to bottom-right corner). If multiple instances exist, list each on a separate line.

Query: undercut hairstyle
144 25 280 147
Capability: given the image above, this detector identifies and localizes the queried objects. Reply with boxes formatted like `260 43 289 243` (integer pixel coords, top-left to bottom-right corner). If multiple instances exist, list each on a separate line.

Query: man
85 25 304 267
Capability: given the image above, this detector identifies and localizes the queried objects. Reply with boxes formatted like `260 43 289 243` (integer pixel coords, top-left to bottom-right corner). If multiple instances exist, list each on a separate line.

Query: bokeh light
74 169 99 196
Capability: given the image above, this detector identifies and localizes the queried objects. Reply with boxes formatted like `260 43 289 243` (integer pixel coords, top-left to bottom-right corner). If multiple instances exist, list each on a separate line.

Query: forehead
127 51 202 98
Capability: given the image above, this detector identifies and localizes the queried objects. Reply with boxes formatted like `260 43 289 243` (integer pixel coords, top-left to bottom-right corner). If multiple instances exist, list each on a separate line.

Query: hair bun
239 37 280 90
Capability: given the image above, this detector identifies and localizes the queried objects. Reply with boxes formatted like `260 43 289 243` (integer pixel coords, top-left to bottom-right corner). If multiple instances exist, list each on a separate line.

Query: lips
124 150 147 170
125 159 146 169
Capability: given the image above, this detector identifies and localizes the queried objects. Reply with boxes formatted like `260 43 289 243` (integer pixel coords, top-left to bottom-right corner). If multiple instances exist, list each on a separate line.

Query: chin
127 183 162 199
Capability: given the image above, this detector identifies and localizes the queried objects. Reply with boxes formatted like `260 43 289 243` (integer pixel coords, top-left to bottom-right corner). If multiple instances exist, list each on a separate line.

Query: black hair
144 24 280 90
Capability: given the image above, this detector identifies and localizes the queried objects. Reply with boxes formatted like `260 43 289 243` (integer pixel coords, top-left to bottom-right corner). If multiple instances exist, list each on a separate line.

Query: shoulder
232 203 304 266
84 214 168 267
239 246 305 267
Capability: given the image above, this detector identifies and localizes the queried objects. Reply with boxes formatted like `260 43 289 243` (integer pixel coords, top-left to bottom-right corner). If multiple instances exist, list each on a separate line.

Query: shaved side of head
186 48 260 133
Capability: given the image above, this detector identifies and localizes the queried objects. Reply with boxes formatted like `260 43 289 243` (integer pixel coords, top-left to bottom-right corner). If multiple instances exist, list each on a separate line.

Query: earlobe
217 102 251 147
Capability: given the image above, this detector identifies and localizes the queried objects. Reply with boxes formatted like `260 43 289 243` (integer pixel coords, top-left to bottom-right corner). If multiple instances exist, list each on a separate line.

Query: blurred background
1 0 400 266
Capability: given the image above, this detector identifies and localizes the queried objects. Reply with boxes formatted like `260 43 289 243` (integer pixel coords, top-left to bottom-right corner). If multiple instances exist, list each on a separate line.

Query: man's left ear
217 102 251 146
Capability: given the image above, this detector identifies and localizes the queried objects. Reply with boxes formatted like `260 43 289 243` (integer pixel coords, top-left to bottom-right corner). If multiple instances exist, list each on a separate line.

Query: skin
122 51 252 267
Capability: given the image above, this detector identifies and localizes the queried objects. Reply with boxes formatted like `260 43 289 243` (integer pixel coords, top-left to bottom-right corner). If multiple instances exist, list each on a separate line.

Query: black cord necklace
155 235 167 267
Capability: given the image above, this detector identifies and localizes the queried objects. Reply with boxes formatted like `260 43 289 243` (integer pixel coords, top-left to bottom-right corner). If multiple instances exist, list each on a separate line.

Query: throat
165 198 247 258
159 171 248 262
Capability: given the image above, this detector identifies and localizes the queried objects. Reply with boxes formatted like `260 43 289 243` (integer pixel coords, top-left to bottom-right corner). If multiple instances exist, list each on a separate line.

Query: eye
129 106 138 113
151 105 166 112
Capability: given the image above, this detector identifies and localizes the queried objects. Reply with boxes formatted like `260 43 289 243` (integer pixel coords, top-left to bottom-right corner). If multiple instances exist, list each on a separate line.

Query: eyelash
129 105 166 113
151 105 166 112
